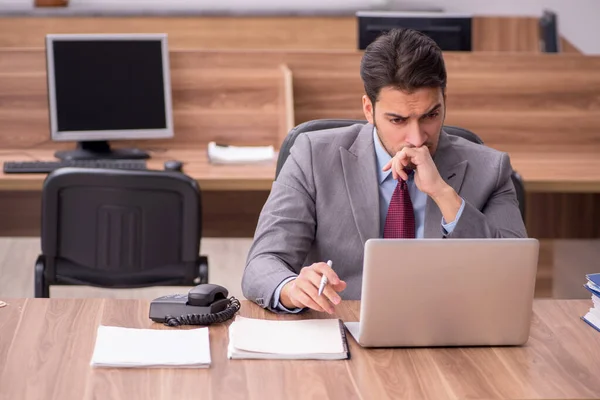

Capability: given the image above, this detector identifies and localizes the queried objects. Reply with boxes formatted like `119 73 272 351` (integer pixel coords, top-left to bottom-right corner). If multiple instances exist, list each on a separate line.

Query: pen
318 260 333 296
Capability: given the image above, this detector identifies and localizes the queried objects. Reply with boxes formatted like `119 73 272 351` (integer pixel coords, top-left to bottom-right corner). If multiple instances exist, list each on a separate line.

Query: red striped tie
383 178 415 239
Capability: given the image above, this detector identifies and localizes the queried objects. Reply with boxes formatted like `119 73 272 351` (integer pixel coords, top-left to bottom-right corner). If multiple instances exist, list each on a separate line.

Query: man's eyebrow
384 112 408 119
420 104 442 117
383 104 442 120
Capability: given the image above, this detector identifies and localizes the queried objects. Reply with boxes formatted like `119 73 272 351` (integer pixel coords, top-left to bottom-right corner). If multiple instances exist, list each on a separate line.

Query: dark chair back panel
37 168 206 292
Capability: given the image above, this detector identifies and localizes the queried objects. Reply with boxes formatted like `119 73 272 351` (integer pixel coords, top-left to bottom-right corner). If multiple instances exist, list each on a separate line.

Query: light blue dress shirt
272 128 465 312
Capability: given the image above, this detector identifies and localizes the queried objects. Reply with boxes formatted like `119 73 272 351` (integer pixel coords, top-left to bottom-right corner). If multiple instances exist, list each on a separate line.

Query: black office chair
35 168 209 298
276 119 526 221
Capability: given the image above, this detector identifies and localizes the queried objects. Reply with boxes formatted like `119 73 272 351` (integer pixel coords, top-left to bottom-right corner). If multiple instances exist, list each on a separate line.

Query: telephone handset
149 284 240 327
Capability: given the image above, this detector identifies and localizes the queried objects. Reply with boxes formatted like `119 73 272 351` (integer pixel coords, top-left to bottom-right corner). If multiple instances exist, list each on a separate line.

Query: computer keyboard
3 159 148 174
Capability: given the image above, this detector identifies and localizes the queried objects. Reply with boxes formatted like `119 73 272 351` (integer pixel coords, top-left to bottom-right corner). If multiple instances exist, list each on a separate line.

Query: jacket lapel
424 131 468 238
340 123 380 245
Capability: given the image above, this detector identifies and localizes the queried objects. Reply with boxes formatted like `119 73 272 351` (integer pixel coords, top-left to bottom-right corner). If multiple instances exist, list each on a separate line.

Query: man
242 28 526 314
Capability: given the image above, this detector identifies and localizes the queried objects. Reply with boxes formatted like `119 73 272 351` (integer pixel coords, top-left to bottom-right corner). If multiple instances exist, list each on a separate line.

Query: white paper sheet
90 325 211 368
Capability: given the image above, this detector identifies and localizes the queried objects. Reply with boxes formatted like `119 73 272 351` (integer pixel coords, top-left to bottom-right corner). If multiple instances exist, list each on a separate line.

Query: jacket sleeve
446 153 527 238
241 133 317 311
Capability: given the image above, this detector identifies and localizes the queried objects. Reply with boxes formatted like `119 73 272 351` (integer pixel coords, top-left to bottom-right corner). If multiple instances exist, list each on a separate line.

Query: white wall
391 0 600 54
2 0 598 54
1 0 388 14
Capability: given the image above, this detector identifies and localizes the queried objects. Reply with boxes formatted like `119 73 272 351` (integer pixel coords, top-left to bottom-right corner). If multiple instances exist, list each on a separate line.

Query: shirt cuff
272 276 303 313
441 198 466 235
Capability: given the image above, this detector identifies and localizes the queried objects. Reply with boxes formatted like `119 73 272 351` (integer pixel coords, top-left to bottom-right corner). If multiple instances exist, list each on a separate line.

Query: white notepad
90 325 211 368
227 316 349 360
207 141 275 164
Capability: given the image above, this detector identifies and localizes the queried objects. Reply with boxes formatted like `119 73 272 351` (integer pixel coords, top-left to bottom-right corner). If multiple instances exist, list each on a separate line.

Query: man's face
362 86 445 161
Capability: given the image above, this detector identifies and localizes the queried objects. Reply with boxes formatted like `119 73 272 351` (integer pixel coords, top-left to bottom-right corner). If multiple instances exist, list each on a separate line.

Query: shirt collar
373 127 393 184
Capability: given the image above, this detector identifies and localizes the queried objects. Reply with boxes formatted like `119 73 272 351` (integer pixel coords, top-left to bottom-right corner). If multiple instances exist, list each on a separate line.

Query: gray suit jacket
242 123 527 310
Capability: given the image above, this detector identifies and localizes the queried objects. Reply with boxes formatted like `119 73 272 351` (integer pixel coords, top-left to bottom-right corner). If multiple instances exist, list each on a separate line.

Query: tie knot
398 169 413 189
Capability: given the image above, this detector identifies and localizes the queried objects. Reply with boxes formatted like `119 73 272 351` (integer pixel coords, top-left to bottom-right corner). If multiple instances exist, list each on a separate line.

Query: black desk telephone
149 284 240 327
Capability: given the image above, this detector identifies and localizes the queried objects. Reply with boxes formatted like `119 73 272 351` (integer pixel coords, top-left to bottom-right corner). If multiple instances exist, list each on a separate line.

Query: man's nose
405 121 428 147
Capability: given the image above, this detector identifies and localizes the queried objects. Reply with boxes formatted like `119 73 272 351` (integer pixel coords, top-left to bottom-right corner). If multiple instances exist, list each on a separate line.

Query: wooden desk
507 149 600 193
0 149 277 192
1 148 600 193
1 299 599 399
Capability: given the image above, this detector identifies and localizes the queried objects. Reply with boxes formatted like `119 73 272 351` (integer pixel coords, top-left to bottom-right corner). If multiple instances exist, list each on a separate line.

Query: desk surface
0 298 599 400
0 149 276 192
1 148 600 193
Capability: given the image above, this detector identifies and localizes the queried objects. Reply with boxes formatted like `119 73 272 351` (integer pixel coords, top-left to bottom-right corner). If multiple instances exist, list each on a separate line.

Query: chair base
197 255 209 285
34 255 50 298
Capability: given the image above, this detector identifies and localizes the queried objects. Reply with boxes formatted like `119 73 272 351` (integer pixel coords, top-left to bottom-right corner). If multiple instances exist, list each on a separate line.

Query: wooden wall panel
472 17 540 52
560 37 582 54
0 17 357 50
140 50 600 150
0 15 555 53
1 49 600 240
552 239 600 298
0 192 43 236
526 193 600 239
0 51 291 149
535 239 554 298
284 52 600 150
1 190 598 240
3 48 600 151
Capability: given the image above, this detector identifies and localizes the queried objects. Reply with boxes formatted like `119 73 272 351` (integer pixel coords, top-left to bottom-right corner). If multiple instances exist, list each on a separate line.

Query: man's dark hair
360 28 447 104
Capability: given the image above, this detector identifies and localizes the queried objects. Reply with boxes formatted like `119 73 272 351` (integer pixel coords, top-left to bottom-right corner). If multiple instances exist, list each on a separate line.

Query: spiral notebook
227 316 350 360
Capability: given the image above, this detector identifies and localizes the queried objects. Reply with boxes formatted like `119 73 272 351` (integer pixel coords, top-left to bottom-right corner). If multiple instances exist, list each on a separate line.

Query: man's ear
362 95 374 125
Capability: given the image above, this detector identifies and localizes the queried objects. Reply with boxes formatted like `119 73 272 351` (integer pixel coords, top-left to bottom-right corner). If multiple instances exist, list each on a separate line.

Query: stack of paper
227 316 349 360
90 325 211 368
582 273 600 332
207 141 275 164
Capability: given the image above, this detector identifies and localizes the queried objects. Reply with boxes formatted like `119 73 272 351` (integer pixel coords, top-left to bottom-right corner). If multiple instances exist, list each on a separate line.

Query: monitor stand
54 141 150 161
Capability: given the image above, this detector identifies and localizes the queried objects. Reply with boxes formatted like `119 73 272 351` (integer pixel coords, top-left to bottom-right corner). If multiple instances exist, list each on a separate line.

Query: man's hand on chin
382 146 462 223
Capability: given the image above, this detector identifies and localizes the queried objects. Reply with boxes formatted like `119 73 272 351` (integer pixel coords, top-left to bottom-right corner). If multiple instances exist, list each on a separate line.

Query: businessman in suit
242 28 527 314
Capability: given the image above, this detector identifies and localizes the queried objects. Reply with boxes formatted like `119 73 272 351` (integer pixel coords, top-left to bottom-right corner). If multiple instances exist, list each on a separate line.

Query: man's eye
390 118 406 124
426 112 439 119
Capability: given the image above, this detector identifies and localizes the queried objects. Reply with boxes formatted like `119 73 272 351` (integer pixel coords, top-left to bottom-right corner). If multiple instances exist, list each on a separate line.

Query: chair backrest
275 119 526 220
41 168 203 287
276 119 365 178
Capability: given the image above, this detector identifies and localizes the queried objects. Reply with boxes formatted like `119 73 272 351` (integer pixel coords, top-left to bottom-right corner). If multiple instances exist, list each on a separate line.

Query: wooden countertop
0 298 599 399
1 148 600 193
0 148 277 191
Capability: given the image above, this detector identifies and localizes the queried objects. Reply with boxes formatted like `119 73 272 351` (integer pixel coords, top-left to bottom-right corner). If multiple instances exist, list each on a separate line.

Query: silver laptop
345 238 539 347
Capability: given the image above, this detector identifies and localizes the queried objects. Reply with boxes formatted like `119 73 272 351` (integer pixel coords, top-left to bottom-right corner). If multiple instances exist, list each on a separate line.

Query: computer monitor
539 10 561 53
357 11 473 51
45 33 174 160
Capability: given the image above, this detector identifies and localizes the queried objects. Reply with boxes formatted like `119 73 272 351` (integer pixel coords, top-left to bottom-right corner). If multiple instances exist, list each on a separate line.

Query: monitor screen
357 12 473 51
46 34 173 141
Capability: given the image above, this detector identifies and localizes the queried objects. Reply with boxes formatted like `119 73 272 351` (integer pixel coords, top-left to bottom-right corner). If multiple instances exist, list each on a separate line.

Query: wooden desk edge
1 178 599 193
0 178 275 192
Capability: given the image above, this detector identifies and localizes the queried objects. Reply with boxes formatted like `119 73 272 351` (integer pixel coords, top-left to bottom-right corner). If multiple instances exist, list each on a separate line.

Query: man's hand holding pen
280 261 346 314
